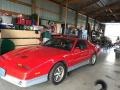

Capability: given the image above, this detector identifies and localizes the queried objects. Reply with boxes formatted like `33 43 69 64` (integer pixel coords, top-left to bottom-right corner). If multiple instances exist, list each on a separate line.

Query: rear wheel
49 62 67 85
90 54 97 65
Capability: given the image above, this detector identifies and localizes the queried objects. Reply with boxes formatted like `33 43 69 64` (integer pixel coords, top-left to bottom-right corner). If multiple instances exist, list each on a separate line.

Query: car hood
1 46 69 69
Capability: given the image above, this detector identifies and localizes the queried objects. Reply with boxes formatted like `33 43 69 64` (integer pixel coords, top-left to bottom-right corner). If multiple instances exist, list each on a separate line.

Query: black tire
48 62 67 85
89 54 97 65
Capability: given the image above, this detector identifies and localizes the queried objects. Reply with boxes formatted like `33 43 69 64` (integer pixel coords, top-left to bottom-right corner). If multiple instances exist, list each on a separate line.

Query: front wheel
90 54 97 65
48 62 67 85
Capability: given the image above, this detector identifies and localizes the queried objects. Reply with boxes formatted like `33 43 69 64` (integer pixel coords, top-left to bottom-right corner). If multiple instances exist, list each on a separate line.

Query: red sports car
0 36 100 87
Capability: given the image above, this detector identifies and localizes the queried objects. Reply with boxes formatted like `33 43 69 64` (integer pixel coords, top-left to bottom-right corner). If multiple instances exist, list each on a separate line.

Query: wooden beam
75 11 78 27
31 0 36 14
64 0 68 34
8 0 32 7
89 5 118 17
96 15 115 22
85 16 88 30
94 12 111 18
95 15 116 22
106 12 120 16
86 1 120 16
48 0 63 4
79 0 100 11
91 6 120 19
0 9 26 16
108 8 118 20
93 19 96 30
112 8 120 14
68 0 80 4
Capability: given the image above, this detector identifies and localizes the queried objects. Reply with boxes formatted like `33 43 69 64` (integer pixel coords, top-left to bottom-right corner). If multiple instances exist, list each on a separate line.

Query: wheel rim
92 55 96 64
53 66 65 82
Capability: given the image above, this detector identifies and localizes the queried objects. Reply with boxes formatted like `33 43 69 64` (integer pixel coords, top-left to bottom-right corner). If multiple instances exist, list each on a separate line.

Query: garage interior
0 0 120 90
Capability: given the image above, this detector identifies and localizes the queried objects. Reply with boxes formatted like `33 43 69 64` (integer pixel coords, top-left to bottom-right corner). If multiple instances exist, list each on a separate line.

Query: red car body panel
0 36 100 87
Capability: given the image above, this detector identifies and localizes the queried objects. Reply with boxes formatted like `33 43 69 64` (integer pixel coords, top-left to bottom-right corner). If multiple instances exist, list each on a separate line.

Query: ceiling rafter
86 1 120 16
97 15 115 22
67 0 81 4
49 0 120 22
97 12 120 17
97 14 118 22
93 7 120 19
108 8 118 20
79 0 100 11
89 4 120 18
112 8 120 14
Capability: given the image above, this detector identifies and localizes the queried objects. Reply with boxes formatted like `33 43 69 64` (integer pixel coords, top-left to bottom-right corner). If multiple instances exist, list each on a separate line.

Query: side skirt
68 59 90 72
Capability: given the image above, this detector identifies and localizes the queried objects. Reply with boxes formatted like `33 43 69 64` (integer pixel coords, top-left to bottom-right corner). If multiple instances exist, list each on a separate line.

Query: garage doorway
105 23 120 43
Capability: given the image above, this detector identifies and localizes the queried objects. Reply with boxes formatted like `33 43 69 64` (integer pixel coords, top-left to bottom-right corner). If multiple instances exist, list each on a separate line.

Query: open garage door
105 23 120 43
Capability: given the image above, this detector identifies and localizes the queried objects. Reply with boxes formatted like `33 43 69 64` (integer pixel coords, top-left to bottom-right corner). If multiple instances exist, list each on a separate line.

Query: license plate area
0 68 6 77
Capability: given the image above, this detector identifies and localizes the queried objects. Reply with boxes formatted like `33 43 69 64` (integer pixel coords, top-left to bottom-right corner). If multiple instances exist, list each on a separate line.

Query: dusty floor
0 48 120 90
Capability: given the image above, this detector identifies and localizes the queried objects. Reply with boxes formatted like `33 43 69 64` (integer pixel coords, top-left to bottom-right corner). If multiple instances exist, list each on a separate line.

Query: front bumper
1 74 48 87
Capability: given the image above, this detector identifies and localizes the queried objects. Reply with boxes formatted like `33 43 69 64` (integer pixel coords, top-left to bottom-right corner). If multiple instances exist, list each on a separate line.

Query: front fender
25 59 55 80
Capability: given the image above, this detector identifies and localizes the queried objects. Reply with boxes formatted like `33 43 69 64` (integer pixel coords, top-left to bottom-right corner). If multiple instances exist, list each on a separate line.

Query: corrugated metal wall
17 0 32 4
0 0 31 15
77 13 86 28
36 0 60 22
61 8 76 25
0 0 95 26
67 9 76 25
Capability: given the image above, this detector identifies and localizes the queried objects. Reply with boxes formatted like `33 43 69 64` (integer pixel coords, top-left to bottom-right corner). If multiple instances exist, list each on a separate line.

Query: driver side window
76 40 87 50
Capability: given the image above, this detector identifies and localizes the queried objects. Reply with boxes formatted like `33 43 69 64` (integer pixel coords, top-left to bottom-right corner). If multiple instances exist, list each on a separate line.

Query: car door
77 40 90 62
66 40 89 66
64 40 90 66
63 40 82 66
71 40 90 64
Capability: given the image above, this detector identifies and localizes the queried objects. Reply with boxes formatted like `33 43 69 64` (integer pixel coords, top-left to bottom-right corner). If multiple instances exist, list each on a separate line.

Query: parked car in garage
0 35 100 87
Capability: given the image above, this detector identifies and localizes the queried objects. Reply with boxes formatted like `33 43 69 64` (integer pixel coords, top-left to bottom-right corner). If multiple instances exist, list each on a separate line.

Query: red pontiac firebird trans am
0 36 100 87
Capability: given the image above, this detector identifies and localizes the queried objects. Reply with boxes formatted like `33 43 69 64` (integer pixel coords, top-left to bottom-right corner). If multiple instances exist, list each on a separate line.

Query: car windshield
43 38 74 51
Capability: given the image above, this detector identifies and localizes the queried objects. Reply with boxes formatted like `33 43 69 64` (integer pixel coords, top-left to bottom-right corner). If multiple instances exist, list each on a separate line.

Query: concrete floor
0 48 120 90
